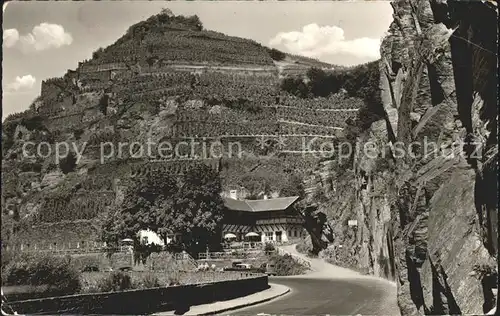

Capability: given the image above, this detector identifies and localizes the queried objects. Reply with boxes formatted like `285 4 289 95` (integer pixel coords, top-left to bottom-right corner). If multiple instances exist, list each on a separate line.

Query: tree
99 95 109 115
268 48 286 61
59 152 77 174
101 174 177 246
101 164 224 255
280 174 305 198
92 47 104 59
155 164 224 255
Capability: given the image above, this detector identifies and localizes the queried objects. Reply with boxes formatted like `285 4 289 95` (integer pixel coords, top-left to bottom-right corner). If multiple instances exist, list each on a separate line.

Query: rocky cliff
306 0 498 314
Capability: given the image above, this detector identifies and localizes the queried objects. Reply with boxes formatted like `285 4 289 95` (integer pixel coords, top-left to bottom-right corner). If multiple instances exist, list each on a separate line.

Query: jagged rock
40 171 65 189
306 1 497 314
113 178 127 206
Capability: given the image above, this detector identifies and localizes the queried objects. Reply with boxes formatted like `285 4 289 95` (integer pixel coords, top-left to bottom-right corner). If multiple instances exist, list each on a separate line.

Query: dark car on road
260 263 277 276
223 261 275 275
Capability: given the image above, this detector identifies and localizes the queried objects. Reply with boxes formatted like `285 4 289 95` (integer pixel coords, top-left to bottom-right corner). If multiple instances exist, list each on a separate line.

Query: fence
197 251 260 260
197 240 302 261
222 241 263 250
172 252 198 270
18 246 131 255
221 240 296 250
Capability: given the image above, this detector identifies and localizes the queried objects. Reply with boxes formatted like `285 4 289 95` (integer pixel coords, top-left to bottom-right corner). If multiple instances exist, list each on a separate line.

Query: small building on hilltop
222 193 305 243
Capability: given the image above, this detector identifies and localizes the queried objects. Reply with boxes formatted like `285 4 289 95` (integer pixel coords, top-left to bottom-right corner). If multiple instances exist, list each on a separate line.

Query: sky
2 1 393 120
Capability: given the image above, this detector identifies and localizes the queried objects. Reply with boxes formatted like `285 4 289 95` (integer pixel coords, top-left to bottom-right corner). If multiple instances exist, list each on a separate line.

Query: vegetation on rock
267 48 286 61
268 253 308 276
95 271 133 292
2 253 81 297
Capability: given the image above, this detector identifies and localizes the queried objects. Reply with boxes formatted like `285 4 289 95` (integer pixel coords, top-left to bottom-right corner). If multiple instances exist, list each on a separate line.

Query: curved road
223 245 400 315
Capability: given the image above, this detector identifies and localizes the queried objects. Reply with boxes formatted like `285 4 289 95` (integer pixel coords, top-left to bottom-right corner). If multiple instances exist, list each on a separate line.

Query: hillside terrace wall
9 274 269 315
45 113 84 132
78 62 127 73
5 220 100 251
79 70 112 82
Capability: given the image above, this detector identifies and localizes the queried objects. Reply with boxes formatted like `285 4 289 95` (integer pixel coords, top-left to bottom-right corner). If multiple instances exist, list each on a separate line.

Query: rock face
307 0 497 314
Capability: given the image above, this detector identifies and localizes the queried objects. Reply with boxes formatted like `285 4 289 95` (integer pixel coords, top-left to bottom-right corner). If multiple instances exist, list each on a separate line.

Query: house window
265 232 273 241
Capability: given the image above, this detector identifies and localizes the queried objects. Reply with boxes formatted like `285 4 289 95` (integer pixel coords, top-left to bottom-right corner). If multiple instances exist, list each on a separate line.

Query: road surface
222 245 400 315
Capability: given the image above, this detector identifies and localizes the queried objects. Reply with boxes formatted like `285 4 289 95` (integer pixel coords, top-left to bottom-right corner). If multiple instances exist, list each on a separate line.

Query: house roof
223 196 299 212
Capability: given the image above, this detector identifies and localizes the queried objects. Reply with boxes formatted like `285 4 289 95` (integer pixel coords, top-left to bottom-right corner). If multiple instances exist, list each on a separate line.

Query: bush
97 271 133 292
2 253 81 296
137 272 161 289
98 95 109 115
264 242 275 253
59 152 77 174
166 270 180 286
270 254 307 276
68 254 103 272
268 48 286 61
1 249 16 267
295 237 313 256
230 250 249 258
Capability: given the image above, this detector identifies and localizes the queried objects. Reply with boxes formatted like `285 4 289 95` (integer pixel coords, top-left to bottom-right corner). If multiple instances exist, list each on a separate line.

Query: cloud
5 75 36 93
269 24 381 61
3 29 19 48
19 23 73 52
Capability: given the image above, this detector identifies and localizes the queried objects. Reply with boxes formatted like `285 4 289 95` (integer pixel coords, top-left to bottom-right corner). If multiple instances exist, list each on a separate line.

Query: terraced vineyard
1 10 365 250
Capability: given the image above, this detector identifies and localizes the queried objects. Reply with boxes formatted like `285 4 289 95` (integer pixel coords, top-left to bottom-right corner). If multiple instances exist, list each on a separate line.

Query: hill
1 10 374 251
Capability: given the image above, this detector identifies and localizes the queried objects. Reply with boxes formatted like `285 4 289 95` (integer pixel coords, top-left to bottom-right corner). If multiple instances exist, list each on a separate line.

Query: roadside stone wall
9 274 269 315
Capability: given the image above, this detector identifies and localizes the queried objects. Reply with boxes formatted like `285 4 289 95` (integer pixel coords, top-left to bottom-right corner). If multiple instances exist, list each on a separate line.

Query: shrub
230 249 248 258
264 242 275 253
59 152 77 174
268 48 286 61
73 129 84 140
1 249 16 267
166 268 181 286
295 237 313 255
2 253 81 296
68 254 103 272
269 254 307 276
97 271 133 292
138 272 161 289
98 95 109 115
